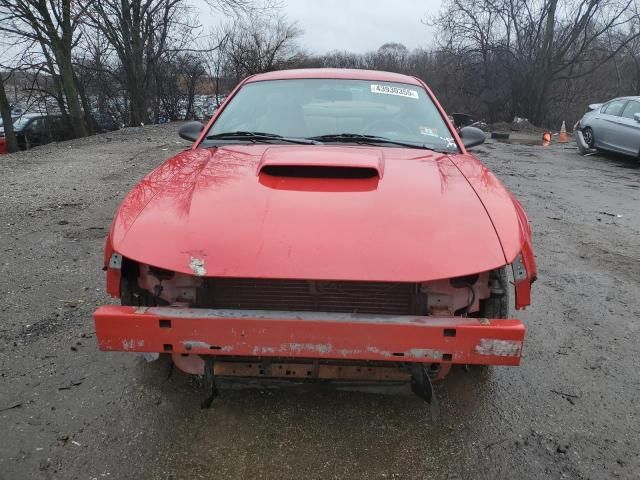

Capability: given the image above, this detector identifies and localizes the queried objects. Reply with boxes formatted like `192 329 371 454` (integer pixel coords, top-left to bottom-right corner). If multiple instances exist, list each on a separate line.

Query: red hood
110 145 525 282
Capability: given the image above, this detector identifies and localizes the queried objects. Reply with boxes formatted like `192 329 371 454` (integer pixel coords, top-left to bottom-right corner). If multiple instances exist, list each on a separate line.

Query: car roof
17 112 64 118
246 68 423 86
16 113 46 120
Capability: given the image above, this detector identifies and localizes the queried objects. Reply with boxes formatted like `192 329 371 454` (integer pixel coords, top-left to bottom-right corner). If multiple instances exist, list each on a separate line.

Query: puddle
618 163 640 170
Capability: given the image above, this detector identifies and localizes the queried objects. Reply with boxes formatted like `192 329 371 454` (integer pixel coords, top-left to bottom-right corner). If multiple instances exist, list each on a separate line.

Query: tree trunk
127 59 147 125
53 45 88 138
531 79 552 126
73 70 95 135
41 44 72 127
185 79 196 120
0 76 18 153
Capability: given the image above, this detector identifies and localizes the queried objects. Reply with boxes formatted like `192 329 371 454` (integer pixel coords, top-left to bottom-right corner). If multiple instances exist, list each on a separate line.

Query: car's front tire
464 267 510 374
478 267 509 319
582 126 595 148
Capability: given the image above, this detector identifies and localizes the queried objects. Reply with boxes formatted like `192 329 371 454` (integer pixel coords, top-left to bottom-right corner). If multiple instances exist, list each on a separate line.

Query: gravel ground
0 124 639 480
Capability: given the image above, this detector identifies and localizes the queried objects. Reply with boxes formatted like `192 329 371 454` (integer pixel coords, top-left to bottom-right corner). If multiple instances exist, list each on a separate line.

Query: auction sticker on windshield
370 84 419 99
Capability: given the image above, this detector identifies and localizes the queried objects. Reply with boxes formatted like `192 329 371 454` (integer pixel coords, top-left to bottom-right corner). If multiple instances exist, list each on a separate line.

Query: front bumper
574 129 597 155
94 306 525 366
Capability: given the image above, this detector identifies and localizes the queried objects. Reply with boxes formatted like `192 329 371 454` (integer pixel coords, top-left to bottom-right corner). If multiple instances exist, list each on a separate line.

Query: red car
94 69 536 404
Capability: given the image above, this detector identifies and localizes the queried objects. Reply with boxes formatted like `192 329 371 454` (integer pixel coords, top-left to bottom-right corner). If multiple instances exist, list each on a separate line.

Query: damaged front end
95 251 531 402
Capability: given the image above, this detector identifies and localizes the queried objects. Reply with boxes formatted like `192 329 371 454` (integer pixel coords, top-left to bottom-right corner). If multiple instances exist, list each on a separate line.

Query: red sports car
94 69 536 404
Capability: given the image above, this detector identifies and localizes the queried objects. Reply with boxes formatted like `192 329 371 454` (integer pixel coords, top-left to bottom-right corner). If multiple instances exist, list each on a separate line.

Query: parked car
0 113 72 153
575 96 640 158
93 69 537 404
0 117 13 154
93 112 120 133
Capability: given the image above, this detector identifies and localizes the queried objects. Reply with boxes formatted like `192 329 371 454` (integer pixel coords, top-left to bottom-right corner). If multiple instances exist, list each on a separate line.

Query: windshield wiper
307 133 450 152
207 131 318 145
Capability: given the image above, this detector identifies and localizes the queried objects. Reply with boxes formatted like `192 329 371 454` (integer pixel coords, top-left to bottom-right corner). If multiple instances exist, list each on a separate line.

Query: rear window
621 100 640 119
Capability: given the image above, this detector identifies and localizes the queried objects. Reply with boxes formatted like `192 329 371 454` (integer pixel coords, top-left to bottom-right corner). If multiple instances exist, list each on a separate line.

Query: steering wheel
361 119 413 136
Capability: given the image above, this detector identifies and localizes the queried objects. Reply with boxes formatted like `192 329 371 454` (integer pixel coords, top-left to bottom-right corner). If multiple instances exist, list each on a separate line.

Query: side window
602 100 626 116
620 100 640 119
31 118 47 131
48 117 63 130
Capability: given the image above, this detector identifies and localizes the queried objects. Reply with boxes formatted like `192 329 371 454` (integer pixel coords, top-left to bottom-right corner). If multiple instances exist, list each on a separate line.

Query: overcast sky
195 0 444 54
0 0 444 64
278 0 443 53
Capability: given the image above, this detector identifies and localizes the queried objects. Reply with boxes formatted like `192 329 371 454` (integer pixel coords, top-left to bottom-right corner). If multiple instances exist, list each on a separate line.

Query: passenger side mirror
634 113 640 123
459 126 486 149
178 121 204 142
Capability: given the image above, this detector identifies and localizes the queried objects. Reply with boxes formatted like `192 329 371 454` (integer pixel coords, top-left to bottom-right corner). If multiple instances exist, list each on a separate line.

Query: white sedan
576 96 640 158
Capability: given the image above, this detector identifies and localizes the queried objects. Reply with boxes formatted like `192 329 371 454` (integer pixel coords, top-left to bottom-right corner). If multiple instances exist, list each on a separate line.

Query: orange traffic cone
542 131 551 146
558 121 569 143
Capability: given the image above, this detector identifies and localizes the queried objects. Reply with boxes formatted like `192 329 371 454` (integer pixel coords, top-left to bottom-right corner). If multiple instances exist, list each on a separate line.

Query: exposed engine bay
123 260 506 318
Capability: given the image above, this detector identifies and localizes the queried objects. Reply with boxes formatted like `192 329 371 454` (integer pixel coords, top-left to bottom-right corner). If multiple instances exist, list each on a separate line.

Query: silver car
576 96 640 158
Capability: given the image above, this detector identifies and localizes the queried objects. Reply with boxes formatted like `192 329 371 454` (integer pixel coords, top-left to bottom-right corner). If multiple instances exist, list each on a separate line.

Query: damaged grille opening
130 261 492 315
260 165 379 179
197 278 427 315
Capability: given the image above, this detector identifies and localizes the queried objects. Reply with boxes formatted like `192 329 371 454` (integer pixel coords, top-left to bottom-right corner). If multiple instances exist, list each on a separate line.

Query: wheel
467 267 509 372
478 267 509 319
200 357 218 409
582 127 595 148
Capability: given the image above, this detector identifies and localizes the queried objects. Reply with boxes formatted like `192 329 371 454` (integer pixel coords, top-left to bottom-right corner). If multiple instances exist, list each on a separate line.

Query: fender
447 155 537 309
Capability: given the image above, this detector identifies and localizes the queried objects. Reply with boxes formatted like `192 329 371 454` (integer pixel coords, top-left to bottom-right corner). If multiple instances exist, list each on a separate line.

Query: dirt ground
1 124 639 480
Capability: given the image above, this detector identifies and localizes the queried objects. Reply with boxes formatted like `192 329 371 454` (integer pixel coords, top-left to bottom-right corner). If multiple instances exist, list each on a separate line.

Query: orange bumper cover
94 306 525 366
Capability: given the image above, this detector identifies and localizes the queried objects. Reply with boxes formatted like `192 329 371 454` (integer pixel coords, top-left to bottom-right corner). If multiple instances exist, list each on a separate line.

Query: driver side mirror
634 113 640 123
459 126 486 149
178 121 204 142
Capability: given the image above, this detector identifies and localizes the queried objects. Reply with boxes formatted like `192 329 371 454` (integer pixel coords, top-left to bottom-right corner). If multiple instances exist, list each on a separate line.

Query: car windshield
206 79 458 152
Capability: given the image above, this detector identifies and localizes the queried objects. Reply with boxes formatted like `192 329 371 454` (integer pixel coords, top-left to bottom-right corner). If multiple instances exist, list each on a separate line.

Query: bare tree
432 0 640 124
221 12 305 81
205 26 232 104
73 27 125 128
85 0 272 126
154 52 206 120
365 43 411 72
312 50 364 69
0 71 19 152
85 0 191 125
2 0 638 141
180 54 208 119
0 0 89 137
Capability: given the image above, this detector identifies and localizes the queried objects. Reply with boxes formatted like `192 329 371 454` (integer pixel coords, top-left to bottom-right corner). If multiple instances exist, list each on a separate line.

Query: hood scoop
261 165 379 179
258 146 384 179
